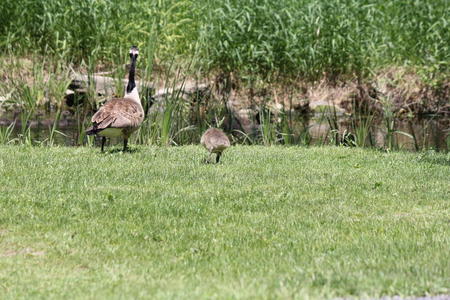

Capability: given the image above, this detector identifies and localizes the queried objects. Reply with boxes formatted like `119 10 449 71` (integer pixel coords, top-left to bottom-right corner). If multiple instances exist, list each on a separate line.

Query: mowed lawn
0 145 449 299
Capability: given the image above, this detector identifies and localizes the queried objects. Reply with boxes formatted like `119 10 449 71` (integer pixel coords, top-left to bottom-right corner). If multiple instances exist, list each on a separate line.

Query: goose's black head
129 46 139 59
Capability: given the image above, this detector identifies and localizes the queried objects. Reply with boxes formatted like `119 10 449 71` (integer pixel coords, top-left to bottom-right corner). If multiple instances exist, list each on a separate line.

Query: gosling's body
86 46 143 151
201 128 230 163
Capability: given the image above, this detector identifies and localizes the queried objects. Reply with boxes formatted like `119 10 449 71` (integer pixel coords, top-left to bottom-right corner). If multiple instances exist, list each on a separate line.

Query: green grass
0 146 449 299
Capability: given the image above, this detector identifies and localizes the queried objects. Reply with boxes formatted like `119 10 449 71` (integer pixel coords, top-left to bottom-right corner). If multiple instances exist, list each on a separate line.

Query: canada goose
200 128 231 163
86 46 144 152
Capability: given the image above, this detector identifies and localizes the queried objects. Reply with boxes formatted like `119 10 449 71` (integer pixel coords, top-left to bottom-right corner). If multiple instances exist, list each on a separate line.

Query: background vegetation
0 0 448 149
1 0 448 80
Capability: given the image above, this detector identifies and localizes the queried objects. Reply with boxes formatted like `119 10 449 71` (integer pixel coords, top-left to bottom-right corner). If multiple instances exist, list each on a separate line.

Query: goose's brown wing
91 98 144 130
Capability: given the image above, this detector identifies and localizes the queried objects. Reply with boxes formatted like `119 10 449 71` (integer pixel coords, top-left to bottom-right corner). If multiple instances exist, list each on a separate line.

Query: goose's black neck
126 55 137 94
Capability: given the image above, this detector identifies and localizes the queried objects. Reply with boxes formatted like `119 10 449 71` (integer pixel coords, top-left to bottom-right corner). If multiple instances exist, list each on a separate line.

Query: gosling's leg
216 152 222 163
101 137 106 152
123 138 128 152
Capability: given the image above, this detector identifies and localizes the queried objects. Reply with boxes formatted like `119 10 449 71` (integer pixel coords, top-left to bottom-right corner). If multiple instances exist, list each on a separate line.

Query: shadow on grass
102 147 141 154
417 153 450 167
201 158 226 165
201 158 214 164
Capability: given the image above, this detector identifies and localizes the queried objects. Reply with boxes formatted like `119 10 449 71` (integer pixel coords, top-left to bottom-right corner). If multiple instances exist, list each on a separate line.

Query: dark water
0 112 448 151
307 114 449 151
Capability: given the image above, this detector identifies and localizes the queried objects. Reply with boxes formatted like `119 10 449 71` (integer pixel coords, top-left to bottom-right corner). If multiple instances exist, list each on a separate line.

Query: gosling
200 128 230 163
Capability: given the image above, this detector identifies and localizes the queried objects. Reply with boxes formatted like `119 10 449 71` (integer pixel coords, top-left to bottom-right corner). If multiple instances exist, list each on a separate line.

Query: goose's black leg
101 137 106 152
123 138 128 152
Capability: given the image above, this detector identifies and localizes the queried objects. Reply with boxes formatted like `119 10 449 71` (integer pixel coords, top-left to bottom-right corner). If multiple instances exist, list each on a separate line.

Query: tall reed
1 0 447 80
